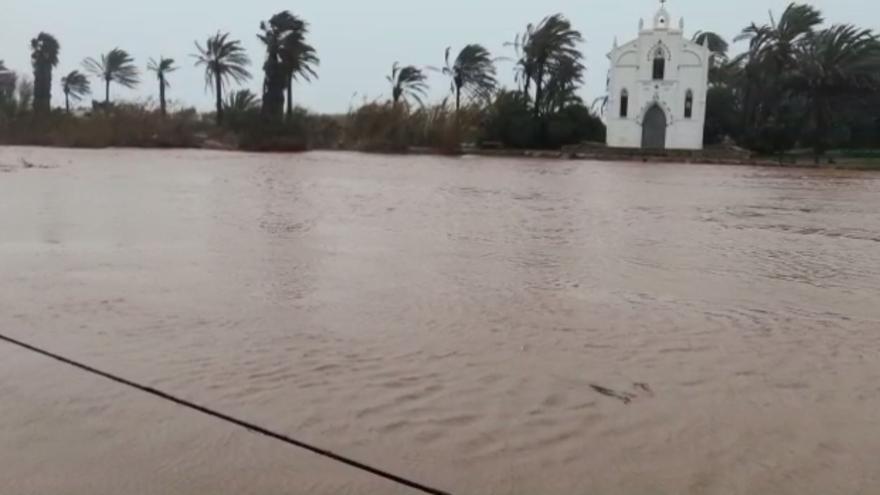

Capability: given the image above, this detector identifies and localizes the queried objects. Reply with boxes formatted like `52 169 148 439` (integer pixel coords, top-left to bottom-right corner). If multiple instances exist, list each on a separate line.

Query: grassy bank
0 95 607 154
1 102 877 172
0 105 223 149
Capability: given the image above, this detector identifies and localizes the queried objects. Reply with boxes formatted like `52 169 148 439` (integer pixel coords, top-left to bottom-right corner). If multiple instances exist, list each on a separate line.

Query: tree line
697 4 880 156
3 3 880 155
16 14 318 127
1 8 604 147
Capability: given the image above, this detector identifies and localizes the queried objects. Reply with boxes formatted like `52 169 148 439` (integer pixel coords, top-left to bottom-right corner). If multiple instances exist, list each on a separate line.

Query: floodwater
1 147 880 495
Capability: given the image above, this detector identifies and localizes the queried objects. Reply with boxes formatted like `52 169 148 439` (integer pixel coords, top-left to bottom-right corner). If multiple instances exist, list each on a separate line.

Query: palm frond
147 56 177 88
30 32 61 68
61 70 91 101
225 89 261 112
390 63 428 107
192 32 252 95
693 31 730 56
83 48 140 88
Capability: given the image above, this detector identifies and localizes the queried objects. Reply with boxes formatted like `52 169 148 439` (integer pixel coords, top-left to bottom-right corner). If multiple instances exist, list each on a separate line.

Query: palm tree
259 11 319 121
83 48 140 104
507 25 536 102
60 70 90 113
281 34 318 120
792 25 880 157
693 31 730 86
31 32 60 114
541 55 584 114
694 31 730 59
147 57 178 116
193 32 252 125
521 14 584 118
734 3 823 132
435 45 497 112
387 63 428 108
226 89 261 112
736 3 823 66
259 14 289 119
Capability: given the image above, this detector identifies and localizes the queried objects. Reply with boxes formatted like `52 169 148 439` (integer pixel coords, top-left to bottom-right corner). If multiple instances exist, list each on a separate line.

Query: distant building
605 0 710 150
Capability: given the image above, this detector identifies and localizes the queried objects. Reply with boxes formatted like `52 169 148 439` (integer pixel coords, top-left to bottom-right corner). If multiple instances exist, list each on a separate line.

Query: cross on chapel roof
654 0 672 30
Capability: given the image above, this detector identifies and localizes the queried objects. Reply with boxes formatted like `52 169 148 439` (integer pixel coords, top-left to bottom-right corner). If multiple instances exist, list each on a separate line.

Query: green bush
227 105 346 152
480 91 538 148
543 103 606 149
481 90 605 149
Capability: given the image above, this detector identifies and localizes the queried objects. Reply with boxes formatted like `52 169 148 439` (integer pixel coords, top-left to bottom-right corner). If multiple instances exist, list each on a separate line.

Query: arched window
684 89 694 119
620 89 629 118
652 49 665 80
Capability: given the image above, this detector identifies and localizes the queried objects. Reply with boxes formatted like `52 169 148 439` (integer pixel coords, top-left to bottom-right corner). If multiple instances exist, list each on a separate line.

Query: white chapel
605 0 710 150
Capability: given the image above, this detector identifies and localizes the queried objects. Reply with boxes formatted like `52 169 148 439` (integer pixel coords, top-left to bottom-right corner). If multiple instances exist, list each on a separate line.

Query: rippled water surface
2 147 880 495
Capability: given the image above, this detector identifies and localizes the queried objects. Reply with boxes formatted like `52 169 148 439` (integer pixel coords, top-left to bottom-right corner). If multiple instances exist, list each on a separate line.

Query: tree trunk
261 54 285 121
65 92 70 114
533 65 545 119
159 75 167 116
105 79 110 104
215 73 224 125
286 75 293 121
813 94 829 163
33 64 54 114
455 84 461 113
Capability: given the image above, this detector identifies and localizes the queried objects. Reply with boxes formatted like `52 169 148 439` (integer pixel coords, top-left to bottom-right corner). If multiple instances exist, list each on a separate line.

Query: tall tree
521 14 584 118
259 11 319 121
193 32 252 125
387 63 428 108
147 57 178 116
540 55 585 114
734 3 823 137
31 32 60 114
259 14 292 119
281 34 318 121
83 48 140 104
435 45 497 112
792 25 880 157
693 31 730 84
507 25 536 103
60 70 90 113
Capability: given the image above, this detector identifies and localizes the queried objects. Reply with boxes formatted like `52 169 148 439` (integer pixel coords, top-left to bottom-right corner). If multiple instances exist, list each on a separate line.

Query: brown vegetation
0 105 219 149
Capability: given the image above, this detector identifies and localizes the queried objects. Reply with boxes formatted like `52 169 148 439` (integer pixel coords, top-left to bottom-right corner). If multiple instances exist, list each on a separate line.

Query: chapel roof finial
654 0 671 30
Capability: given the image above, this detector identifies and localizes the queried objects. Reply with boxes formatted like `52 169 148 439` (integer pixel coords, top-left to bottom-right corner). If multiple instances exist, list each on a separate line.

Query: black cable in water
0 333 452 495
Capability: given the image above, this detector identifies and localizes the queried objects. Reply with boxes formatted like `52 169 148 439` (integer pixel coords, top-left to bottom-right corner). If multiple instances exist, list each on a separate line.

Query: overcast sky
2 0 876 113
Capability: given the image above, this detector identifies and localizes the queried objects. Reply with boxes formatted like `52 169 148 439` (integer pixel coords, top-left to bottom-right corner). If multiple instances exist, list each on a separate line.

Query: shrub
481 90 605 149
0 104 216 148
232 107 343 152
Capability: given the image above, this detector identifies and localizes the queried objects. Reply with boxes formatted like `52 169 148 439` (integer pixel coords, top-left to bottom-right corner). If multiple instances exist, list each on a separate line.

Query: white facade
605 1 710 150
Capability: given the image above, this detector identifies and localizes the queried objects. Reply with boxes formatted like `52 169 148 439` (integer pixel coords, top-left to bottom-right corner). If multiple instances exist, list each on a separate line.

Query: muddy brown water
1 147 880 495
